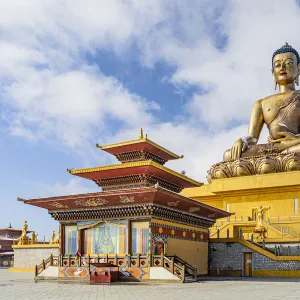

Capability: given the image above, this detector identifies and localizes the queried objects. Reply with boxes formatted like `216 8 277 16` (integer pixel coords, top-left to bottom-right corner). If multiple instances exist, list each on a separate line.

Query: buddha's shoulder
259 90 300 104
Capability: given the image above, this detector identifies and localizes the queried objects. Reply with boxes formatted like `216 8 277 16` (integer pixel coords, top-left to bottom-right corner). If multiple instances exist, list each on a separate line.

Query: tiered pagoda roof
19 129 230 226
68 129 201 193
96 129 182 164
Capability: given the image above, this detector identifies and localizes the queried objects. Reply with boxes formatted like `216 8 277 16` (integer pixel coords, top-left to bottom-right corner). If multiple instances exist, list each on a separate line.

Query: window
64 225 77 254
131 221 149 254
294 198 298 215
83 221 127 255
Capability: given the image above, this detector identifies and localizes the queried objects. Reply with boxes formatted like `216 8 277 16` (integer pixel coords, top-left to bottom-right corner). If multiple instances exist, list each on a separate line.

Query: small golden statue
31 232 36 244
51 231 55 244
208 43 300 180
21 220 28 237
18 220 30 245
55 227 60 244
252 206 270 238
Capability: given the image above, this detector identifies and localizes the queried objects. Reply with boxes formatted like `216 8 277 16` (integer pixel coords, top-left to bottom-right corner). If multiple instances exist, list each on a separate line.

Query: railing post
182 265 185 283
226 229 230 238
35 265 38 277
136 253 139 267
172 259 174 275
42 260 45 271
128 254 131 267
217 229 220 238
50 254 53 266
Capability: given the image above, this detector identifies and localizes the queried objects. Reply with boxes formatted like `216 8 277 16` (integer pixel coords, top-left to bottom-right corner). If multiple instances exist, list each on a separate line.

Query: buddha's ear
272 68 277 90
296 64 300 86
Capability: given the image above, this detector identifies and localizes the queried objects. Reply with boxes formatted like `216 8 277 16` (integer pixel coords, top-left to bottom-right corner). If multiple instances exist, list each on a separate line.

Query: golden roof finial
139 128 143 139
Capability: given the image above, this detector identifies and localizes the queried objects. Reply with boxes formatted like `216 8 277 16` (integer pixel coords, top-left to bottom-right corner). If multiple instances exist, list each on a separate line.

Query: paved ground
1 270 300 300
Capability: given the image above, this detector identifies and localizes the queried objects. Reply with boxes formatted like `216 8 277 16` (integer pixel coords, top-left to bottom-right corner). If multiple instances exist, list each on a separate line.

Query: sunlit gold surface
182 171 300 243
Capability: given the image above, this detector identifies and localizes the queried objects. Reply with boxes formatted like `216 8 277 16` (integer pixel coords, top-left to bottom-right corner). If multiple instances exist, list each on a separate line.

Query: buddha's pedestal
181 170 300 243
207 153 300 182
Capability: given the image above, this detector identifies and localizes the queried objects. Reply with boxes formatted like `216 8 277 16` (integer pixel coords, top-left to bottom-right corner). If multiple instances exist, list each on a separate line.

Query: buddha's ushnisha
224 43 300 161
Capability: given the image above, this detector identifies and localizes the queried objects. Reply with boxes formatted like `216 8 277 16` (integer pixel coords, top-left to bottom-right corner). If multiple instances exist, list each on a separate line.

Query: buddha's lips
280 72 287 75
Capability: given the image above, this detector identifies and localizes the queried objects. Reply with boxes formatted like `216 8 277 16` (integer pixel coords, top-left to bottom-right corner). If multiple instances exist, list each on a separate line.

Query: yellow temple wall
167 238 208 275
182 171 300 241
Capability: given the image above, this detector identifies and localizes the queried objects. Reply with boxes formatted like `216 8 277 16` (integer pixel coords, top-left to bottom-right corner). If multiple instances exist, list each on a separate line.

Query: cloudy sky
1 0 300 238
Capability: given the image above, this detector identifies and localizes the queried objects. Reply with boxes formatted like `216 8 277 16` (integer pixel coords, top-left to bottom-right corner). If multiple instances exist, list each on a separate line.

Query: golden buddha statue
208 43 300 180
21 220 28 238
18 220 29 245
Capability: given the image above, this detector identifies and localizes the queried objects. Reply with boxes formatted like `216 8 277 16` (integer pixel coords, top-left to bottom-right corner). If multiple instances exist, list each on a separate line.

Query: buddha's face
272 52 300 86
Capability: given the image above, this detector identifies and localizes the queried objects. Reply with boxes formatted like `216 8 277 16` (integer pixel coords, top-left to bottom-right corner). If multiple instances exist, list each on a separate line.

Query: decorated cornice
49 204 214 228
95 174 183 193
67 160 202 187
115 150 167 165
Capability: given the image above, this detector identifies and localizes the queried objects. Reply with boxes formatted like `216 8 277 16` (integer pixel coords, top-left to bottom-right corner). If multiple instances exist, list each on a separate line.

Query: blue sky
1 0 300 238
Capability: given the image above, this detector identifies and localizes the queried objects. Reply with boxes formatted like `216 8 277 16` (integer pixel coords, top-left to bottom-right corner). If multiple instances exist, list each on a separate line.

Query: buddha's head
272 43 300 88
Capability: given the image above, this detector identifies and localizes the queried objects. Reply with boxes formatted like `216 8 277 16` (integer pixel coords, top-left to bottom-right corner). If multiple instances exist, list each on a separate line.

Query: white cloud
140 0 300 128
1 0 299 184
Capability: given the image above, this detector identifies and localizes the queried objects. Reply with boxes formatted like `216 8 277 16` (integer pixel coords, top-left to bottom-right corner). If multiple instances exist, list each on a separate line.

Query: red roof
97 138 182 162
21 187 230 221
0 228 22 233
69 161 202 189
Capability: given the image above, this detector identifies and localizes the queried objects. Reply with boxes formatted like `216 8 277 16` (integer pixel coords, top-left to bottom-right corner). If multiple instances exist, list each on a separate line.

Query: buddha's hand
230 138 248 160
268 132 300 150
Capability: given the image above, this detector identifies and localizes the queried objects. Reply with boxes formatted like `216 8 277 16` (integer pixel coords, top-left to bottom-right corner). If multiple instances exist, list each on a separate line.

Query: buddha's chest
262 94 300 124
262 92 300 136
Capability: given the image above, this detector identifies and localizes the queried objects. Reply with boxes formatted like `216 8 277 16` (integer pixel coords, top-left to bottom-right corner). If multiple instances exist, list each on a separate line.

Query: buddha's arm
247 100 264 146
229 100 263 160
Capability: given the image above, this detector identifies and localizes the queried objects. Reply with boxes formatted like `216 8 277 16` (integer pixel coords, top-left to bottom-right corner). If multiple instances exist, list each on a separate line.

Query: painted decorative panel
131 221 149 254
83 221 127 255
58 267 89 278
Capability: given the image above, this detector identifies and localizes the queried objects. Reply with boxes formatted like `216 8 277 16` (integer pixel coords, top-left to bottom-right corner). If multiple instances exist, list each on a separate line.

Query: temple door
243 253 252 277
153 242 165 255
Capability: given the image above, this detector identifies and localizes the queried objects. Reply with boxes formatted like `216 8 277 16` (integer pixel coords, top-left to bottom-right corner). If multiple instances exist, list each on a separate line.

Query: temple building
0 224 29 268
18 130 229 282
